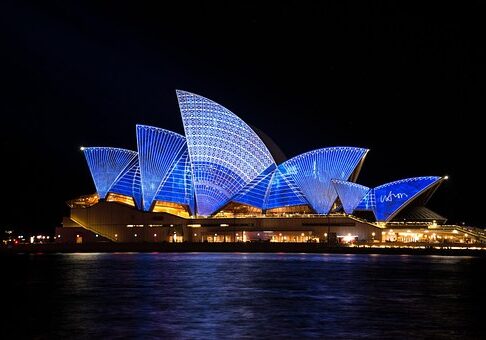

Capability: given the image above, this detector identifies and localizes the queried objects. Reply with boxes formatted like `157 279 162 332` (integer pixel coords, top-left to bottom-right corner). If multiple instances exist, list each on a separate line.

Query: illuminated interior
213 202 263 217
152 201 190 217
265 205 314 215
381 228 471 243
66 193 99 208
106 193 135 207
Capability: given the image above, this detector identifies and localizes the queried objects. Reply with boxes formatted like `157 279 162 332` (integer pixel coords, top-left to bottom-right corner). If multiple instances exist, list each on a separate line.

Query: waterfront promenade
2 242 486 256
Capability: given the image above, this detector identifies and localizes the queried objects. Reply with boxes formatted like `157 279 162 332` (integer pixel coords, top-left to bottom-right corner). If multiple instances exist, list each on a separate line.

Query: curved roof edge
374 176 442 190
284 146 369 164
135 124 185 140
82 146 137 154
349 149 369 182
331 179 370 190
175 90 275 162
250 125 287 164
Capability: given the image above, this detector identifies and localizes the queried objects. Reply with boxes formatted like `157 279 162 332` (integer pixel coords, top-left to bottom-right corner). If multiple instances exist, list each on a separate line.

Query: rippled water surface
2 253 486 339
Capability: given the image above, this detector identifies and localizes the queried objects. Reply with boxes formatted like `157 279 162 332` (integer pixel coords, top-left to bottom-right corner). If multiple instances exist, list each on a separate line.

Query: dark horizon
1 1 485 233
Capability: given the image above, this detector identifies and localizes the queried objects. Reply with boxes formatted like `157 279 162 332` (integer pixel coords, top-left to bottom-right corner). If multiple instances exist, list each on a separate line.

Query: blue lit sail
83 147 138 199
332 179 370 214
264 166 309 210
108 158 143 209
177 90 276 215
154 148 195 214
136 125 187 211
281 147 368 214
232 164 276 209
79 90 445 222
372 176 441 221
355 189 376 212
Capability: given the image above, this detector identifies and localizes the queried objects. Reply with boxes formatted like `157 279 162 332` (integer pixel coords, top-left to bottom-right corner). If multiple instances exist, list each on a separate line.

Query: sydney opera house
57 90 470 245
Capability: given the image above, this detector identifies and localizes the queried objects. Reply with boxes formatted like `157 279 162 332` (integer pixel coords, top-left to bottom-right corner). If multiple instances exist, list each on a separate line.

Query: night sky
1 1 485 233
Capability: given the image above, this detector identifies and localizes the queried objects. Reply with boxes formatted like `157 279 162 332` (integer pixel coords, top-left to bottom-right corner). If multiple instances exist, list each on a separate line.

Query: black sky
1 1 485 233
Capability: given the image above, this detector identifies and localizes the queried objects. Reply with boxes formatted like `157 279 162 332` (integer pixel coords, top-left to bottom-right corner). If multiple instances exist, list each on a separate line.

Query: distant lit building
59 90 475 244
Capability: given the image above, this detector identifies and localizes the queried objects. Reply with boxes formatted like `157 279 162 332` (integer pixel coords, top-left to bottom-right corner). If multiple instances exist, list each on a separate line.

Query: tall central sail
177 90 275 215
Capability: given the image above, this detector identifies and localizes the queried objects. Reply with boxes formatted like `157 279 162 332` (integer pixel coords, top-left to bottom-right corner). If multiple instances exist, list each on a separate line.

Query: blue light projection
265 166 309 210
83 147 138 199
177 90 275 215
281 147 368 214
80 91 445 221
355 189 376 212
108 159 142 209
154 148 195 214
372 176 441 221
232 164 276 209
136 125 187 211
332 179 370 214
